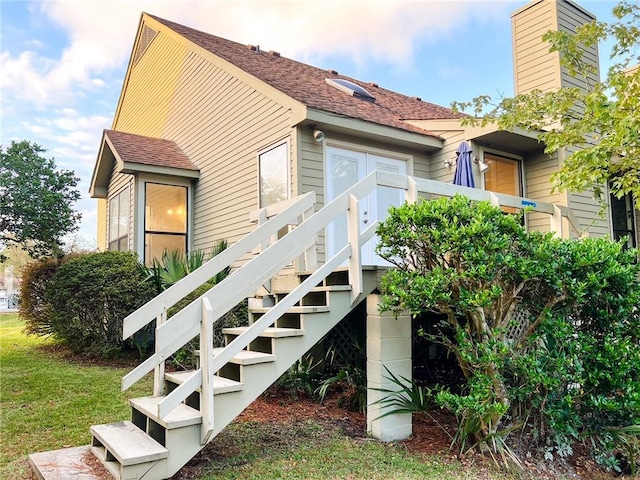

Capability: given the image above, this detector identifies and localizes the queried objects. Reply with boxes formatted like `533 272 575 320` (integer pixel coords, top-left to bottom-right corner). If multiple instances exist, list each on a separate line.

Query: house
89 0 637 265
28 1 637 479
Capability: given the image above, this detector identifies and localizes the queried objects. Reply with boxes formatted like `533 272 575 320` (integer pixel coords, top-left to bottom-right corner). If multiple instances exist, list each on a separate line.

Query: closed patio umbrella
453 141 475 188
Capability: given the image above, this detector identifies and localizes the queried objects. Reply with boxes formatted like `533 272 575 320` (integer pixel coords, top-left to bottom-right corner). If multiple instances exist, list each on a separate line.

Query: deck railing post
153 309 167 397
550 205 564 238
200 297 214 445
405 176 418 204
348 193 363 305
300 205 318 271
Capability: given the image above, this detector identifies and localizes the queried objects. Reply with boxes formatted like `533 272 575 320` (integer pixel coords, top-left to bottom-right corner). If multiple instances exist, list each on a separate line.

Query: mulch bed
174 392 622 480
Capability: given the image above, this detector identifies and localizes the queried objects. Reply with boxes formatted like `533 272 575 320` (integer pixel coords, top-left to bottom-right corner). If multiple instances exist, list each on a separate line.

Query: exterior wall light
474 156 489 172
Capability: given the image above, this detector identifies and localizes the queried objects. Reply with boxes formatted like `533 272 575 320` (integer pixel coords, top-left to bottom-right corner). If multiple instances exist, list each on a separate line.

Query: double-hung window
108 187 130 251
144 183 188 263
259 142 289 208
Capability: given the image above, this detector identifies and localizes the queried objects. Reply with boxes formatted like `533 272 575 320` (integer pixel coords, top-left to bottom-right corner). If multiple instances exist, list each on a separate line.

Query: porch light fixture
444 157 456 168
475 156 490 173
310 124 325 143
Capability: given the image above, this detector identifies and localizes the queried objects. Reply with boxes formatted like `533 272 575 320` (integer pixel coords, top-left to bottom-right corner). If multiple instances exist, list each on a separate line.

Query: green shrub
376 195 640 469
21 256 66 337
22 251 156 356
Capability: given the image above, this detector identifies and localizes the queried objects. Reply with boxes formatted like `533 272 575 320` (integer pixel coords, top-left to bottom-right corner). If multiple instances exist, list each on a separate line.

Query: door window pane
483 154 522 214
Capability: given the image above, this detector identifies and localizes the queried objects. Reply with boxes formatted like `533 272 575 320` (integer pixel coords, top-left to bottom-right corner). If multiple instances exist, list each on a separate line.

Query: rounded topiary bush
42 251 155 356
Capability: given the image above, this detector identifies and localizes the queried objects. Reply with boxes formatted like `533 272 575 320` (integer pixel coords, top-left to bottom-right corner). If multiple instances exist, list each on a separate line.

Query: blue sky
0 0 619 247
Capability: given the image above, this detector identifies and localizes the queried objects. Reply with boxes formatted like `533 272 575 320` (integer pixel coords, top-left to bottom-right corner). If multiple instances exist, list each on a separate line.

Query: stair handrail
122 172 381 393
122 170 585 422
122 191 317 340
133 174 383 422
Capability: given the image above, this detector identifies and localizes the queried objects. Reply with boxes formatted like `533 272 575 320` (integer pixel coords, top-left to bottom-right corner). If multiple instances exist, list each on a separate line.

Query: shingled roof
105 129 199 171
149 14 461 137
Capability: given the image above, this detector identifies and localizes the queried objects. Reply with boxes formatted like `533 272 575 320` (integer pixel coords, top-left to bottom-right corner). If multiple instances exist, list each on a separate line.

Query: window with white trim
259 142 289 207
144 183 187 264
108 187 129 251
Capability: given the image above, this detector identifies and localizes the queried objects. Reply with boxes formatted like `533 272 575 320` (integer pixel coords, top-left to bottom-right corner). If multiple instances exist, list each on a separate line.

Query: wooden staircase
89 269 376 480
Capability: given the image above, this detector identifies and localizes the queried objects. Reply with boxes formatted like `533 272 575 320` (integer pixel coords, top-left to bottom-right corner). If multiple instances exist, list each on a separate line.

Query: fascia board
306 110 443 151
120 162 200 179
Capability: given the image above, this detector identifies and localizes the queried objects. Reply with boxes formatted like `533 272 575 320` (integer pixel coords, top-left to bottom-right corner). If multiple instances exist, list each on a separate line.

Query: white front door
326 146 407 266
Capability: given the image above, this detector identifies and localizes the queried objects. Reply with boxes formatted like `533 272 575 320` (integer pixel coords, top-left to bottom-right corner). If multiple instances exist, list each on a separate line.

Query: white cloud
1 0 517 249
1 0 513 108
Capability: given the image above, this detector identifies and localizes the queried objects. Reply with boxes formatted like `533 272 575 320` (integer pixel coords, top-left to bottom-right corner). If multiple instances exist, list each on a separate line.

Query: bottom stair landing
28 446 113 480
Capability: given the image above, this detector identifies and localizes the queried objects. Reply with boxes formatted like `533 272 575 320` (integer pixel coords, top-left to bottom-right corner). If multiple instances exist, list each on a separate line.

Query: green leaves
376 195 640 467
453 1 640 200
0 140 81 258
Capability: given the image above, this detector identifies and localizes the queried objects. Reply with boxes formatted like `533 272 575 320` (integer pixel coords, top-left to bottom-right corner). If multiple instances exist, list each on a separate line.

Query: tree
0 140 81 258
452 1 640 200
376 195 640 465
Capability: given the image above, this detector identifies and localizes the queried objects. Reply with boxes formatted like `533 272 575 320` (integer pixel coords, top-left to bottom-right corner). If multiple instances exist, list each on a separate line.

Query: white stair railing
120 170 583 425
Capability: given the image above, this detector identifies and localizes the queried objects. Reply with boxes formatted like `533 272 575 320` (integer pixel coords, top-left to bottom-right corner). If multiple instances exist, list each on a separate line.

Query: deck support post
366 294 412 442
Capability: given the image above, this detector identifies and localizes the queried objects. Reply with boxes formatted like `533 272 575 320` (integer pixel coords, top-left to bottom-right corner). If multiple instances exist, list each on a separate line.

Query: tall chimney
511 0 599 95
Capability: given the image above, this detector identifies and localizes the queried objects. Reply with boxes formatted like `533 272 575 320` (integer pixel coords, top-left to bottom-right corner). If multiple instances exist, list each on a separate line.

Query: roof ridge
144 13 461 136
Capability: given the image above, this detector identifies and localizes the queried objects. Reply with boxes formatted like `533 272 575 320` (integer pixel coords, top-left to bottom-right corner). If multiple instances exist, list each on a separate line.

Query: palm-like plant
141 240 229 293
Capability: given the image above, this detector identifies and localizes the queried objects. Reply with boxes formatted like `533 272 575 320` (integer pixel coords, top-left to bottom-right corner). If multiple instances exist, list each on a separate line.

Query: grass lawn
0 312 151 479
0 312 562 480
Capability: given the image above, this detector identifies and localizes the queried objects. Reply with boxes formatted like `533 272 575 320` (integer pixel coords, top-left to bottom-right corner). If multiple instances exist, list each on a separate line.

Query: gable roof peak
143 13 461 137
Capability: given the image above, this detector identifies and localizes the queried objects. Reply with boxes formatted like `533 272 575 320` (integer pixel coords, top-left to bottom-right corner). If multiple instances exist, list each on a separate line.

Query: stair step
91 421 168 466
130 396 202 429
211 348 277 365
165 371 244 394
249 305 330 314
268 285 352 294
222 326 304 338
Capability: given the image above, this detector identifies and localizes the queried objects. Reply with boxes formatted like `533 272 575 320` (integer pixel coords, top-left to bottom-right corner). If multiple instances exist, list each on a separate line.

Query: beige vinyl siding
106 166 134 251
300 128 324 204
97 198 107 251
523 150 565 233
114 29 189 136
512 0 598 96
428 130 468 184
561 144 609 238
569 190 609 238
512 0 560 95
556 0 600 91
160 51 293 250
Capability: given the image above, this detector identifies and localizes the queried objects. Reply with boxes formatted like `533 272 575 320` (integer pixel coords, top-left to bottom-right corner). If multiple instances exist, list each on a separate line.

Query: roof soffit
412 119 545 154
306 109 443 151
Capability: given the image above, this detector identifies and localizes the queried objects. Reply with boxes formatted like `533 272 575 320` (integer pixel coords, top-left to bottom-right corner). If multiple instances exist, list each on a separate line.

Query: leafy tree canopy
452 1 640 200
0 140 81 259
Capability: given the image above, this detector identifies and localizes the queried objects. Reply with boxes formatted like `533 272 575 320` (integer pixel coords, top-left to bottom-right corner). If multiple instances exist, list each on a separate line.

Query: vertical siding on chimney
512 0 609 239
512 0 560 95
